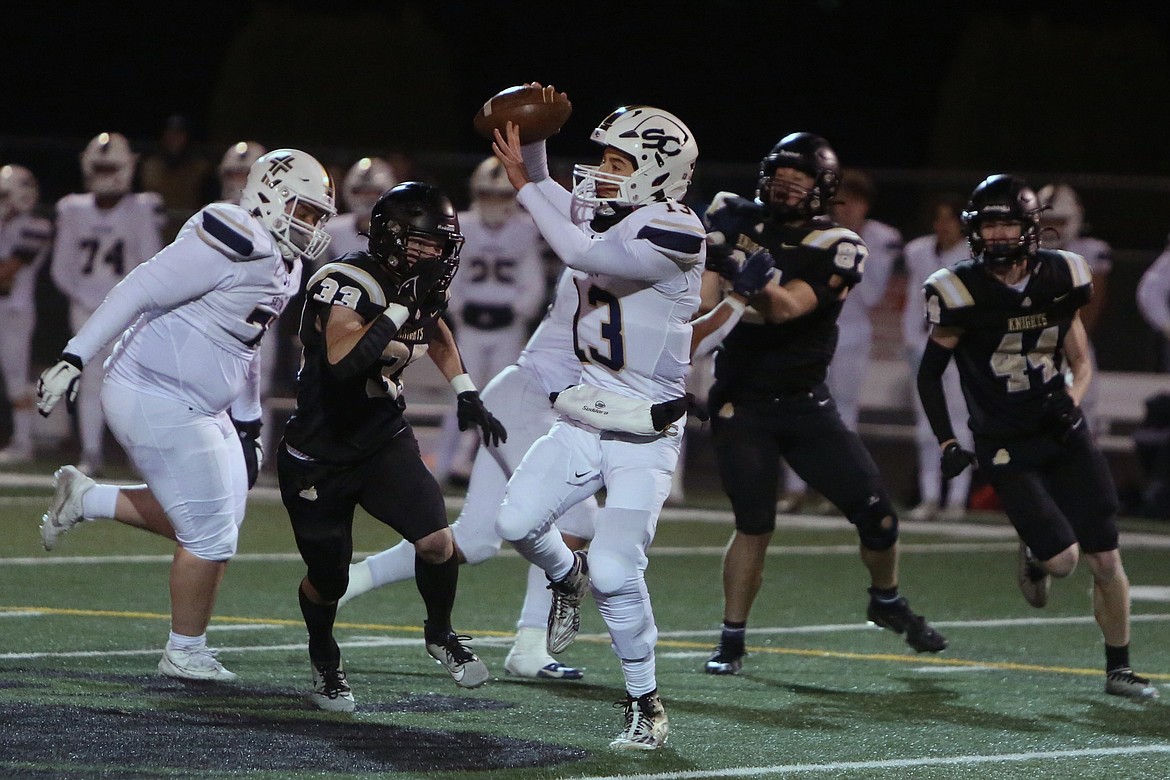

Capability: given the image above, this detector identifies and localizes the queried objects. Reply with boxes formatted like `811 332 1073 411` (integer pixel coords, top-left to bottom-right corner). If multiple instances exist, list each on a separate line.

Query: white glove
36 354 83 417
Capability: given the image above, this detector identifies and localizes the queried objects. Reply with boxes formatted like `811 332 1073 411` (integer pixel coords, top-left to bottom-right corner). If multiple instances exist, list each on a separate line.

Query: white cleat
504 627 583 680
610 691 669 750
158 647 238 681
426 630 490 689
40 465 95 551
309 661 356 712
1106 668 1159 700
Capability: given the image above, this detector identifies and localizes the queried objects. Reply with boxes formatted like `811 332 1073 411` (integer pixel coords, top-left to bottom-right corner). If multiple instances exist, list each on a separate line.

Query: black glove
650 392 709 432
232 418 263 489
1043 389 1085 443
940 441 976 479
456 391 508 447
704 195 765 246
732 249 775 298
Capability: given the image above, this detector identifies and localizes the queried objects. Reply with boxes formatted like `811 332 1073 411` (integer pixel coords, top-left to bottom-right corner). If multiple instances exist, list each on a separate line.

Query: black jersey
714 205 868 396
282 251 440 464
923 249 1093 438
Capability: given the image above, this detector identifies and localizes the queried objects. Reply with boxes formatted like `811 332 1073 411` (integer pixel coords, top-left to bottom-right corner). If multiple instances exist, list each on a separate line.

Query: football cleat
866 595 948 653
610 691 669 750
309 661 355 712
504 627 583 680
704 640 746 675
158 647 237 681
1016 541 1051 608
1105 667 1159 699
426 629 490 689
40 465 95 551
547 550 590 654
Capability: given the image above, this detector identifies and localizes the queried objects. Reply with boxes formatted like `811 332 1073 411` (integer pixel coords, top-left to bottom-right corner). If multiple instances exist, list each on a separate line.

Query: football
473 85 572 145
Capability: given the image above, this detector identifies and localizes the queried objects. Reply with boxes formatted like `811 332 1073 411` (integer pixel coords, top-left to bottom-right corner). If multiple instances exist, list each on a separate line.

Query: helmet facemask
469 157 517 228
241 149 337 264
962 174 1041 268
755 132 839 221
81 132 136 198
367 182 464 287
343 157 398 218
0 164 38 219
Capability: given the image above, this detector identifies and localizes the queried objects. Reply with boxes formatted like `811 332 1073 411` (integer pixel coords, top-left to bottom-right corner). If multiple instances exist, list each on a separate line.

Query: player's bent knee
307 570 348 603
587 549 634 596
588 507 652 596
176 520 239 561
414 528 454 564
1045 547 1079 578
850 496 899 551
495 505 537 543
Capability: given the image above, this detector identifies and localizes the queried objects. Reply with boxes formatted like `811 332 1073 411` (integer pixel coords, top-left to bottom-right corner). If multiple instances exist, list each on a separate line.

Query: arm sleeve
327 304 411 381
229 349 263 422
521 140 550 183
64 234 225 365
516 185 685 282
915 338 958 445
531 177 574 216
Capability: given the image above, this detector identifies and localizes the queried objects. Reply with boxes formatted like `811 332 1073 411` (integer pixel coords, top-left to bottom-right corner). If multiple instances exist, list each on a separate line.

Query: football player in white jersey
1037 183 1112 435
432 156 548 485
217 141 267 205
324 156 398 263
36 148 336 682
0 164 53 462
491 94 705 750
902 195 972 521
50 132 165 475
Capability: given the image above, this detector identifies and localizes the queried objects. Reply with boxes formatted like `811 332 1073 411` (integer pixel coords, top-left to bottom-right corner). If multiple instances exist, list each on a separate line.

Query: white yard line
566 744 1170 780
0 636 416 660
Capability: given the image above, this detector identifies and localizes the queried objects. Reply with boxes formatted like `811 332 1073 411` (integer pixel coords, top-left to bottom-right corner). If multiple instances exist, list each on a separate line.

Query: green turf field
2 478 1169 779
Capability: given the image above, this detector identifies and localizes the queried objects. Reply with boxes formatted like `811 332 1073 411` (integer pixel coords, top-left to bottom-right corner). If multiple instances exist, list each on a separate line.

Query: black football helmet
367 182 464 286
962 174 1041 266
755 132 839 220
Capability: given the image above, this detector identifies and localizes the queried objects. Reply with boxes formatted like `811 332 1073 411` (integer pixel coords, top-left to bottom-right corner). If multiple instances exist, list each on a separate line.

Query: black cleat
704 641 745 675
867 596 948 653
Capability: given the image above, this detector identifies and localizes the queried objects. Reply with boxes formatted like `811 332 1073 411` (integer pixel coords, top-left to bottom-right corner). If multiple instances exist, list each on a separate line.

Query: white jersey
51 192 165 310
516 267 587 396
1066 236 1112 277
836 218 901 340
0 211 53 313
66 202 299 416
323 212 369 263
901 234 970 348
449 209 546 329
517 179 705 402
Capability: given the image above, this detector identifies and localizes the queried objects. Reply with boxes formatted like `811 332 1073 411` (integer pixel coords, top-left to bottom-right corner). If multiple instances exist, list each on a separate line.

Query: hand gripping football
473 84 572 145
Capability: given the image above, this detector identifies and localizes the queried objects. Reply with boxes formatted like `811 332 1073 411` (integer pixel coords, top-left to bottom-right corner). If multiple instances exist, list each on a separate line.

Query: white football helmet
81 132 136 197
342 157 397 217
572 105 698 207
240 148 337 264
469 157 516 227
0 164 39 219
218 141 267 204
1037 183 1083 249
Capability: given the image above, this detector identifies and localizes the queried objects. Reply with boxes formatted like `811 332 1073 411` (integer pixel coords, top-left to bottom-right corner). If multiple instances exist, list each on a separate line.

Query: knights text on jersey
574 200 704 401
283 251 438 463
715 216 868 396
923 249 1093 438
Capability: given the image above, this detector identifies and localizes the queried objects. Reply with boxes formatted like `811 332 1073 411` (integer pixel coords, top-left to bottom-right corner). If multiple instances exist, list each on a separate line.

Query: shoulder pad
802 226 864 250
196 203 265 261
1053 249 1093 288
638 202 705 266
924 267 975 310
306 260 388 308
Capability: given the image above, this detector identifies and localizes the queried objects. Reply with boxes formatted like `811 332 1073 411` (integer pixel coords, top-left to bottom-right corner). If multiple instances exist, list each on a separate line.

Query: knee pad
174 510 239 562
452 520 504 565
587 507 652 596
849 493 898 551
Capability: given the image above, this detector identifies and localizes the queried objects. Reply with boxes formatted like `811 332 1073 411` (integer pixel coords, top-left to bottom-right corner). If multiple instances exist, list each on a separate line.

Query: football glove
650 392 709 432
1043 389 1085 444
36 353 83 418
732 249 776 299
704 192 765 247
456 391 508 447
704 241 742 281
232 418 263 489
940 441 976 479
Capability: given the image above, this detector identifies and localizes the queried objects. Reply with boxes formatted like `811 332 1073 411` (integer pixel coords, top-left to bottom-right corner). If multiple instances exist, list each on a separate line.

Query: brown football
473 85 572 145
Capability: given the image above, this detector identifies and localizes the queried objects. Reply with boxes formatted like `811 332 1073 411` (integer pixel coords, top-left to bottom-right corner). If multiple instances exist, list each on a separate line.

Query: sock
12 406 34 450
517 563 554 629
868 585 901 605
621 657 657 698
721 621 746 648
81 484 120 521
298 583 340 668
416 552 458 641
363 539 417 589
1105 643 1130 672
167 631 206 652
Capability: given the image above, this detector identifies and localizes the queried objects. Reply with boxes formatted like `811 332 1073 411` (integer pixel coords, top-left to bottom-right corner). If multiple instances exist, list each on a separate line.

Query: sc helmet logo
641 127 683 166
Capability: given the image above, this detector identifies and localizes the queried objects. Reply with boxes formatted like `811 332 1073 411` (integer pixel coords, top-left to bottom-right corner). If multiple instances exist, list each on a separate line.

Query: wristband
383 303 411 329
724 296 747 314
451 373 476 395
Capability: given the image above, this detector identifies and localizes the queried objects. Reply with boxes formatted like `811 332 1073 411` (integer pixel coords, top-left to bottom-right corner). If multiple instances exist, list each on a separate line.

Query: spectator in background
139 115 212 241
51 132 165 475
1037 184 1112 435
0 164 53 463
432 157 546 487
901 194 972 521
1138 235 1170 369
